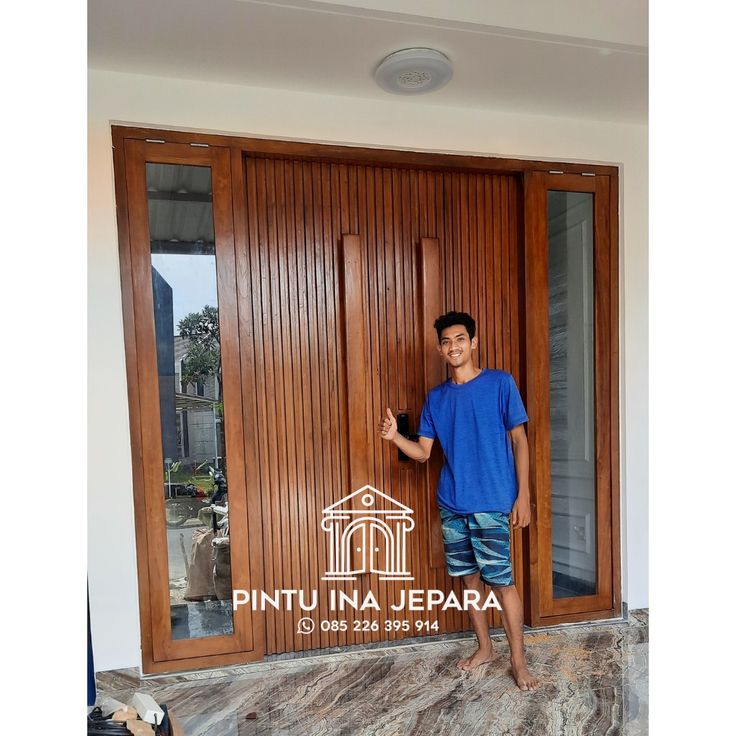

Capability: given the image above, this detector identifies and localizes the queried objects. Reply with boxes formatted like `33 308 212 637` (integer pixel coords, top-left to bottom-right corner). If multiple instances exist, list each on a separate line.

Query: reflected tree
178 305 226 472
178 305 222 398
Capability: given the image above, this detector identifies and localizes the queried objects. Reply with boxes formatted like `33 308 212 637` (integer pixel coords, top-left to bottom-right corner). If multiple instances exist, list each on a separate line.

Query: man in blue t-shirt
379 311 539 691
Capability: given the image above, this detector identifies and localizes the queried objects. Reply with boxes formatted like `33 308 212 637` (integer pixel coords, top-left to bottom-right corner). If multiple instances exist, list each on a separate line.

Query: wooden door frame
112 126 620 178
114 134 266 673
112 125 621 672
523 171 621 626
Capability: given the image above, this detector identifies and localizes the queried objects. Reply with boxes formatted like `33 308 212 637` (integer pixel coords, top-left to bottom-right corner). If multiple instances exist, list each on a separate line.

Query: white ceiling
88 0 648 124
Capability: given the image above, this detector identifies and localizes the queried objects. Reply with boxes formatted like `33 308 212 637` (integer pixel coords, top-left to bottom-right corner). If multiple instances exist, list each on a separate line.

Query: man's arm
509 424 531 529
378 407 434 462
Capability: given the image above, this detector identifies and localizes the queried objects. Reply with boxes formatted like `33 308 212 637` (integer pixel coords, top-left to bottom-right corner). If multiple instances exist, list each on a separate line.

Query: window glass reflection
147 162 233 639
548 191 597 599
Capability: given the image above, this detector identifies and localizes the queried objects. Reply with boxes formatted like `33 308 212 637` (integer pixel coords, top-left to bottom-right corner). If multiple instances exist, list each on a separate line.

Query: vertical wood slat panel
358 166 376 642
493 178 504 369
265 160 285 651
320 164 338 649
243 157 273 650
241 157 523 653
307 162 332 650
460 174 470 318
337 166 355 642
330 164 351 646
412 172 429 631
500 175 511 630
407 170 422 635
419 238 445 571
274 161 301 651
231 149 267 657
432 170 526 630
470 173 490 630
507 176 526 629
258 159 284 654
284 160 304 652
377 168 397 642
386 167 400 640
451 173 459 314
305 163 321 651
271 158 291 652
505 177 514 372
484 177 496 363
351 164 368 644
330 164 347 509
473 175 484 368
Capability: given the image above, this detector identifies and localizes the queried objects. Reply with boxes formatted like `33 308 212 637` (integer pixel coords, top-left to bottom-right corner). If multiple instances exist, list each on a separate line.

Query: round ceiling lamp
374 48 453 95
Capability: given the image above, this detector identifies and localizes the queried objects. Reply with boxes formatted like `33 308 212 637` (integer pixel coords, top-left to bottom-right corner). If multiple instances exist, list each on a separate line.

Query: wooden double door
114 128 620 673
236 156 526 658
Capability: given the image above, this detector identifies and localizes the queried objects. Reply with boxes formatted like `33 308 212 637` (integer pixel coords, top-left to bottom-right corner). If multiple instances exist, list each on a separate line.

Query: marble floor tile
96 609 648 735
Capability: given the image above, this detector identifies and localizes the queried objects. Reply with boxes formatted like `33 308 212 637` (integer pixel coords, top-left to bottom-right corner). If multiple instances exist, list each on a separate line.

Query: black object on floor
87 707 130 734
87 703 173 735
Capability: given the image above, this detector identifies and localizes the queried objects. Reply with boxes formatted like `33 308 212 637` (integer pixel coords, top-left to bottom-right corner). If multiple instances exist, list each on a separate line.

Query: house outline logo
321 484 415 582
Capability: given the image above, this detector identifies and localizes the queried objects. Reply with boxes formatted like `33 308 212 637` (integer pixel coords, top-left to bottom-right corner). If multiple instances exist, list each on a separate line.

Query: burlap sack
213 538 232 601
184 528 215 601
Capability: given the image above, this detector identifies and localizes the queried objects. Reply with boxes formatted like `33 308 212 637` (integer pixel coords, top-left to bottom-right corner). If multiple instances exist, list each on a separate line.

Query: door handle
396 412 418 462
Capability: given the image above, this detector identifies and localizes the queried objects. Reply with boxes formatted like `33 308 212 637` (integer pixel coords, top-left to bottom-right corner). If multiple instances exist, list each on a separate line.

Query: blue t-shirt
417 368 528 514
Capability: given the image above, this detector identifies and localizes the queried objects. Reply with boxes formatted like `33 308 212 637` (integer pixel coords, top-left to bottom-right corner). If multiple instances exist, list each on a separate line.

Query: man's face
437 324 477 367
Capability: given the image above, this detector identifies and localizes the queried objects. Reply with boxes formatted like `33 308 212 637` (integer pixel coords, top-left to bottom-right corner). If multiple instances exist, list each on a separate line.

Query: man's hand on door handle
378 408 434 463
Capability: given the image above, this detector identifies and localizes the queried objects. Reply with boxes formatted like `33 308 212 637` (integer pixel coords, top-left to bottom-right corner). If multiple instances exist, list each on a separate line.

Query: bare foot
457 646 499 671
511 657 540 691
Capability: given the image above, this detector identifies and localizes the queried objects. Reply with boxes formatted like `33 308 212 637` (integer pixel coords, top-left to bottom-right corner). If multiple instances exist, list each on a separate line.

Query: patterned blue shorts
439 508 513 587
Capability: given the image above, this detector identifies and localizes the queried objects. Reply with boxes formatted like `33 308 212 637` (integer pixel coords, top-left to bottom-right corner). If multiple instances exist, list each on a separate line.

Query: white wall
88 68 648 671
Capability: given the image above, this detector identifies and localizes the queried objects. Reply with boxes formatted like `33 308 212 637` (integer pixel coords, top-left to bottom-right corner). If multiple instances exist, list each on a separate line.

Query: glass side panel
146 162 234 639
547 191 597 599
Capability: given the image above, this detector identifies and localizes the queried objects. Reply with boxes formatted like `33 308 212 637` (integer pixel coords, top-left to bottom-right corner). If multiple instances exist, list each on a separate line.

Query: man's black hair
433 311 476 341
